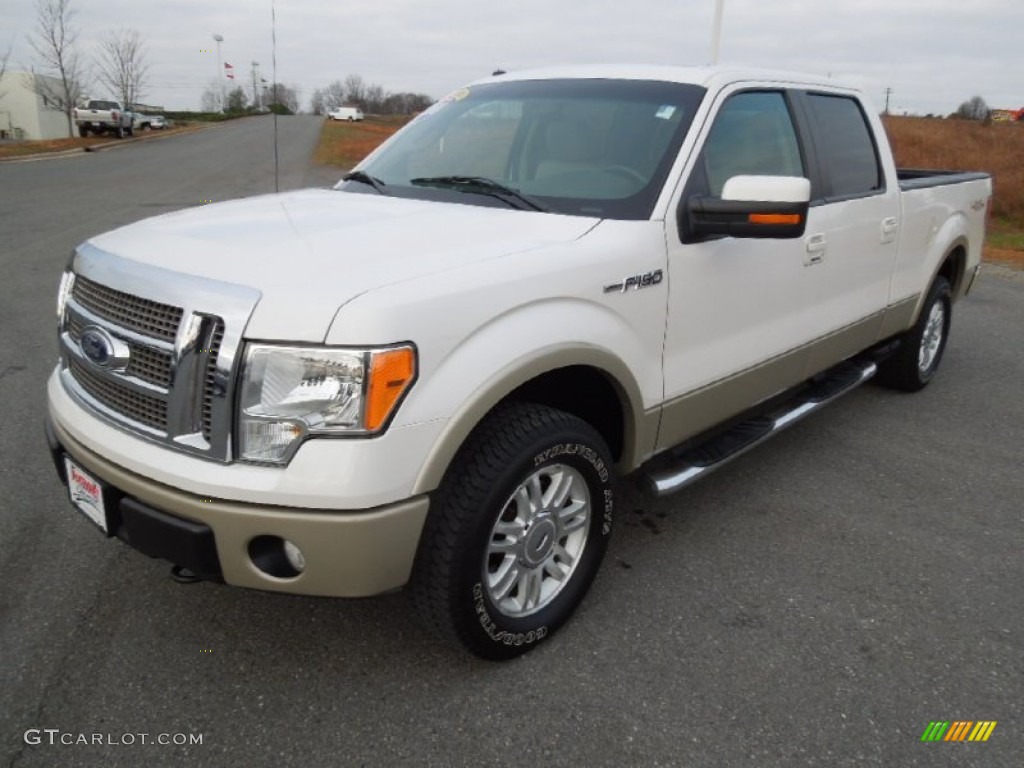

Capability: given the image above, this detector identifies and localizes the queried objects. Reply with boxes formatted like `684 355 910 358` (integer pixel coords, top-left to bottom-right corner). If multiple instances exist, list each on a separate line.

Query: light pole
710 0 724 64
213 33 224 112
252 61 260 110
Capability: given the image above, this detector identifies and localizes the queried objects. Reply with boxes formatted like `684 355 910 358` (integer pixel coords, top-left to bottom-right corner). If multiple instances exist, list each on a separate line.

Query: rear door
794 92 900 372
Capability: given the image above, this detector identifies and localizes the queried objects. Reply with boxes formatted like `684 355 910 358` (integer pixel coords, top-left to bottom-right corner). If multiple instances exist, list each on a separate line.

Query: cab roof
467 64 857 95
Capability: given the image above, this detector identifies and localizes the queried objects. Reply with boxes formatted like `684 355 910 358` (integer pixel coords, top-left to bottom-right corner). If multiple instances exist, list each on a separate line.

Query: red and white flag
224 62 235 80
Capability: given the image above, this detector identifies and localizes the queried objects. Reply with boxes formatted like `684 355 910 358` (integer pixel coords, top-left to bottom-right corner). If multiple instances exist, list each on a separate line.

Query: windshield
340 78 705 219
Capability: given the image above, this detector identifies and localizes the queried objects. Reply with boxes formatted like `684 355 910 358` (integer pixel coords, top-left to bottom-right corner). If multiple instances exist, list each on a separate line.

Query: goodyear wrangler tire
876 276 952 392
411 402 614 660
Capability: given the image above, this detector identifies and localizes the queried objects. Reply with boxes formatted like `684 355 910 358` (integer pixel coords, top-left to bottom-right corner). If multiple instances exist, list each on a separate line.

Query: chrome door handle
805 233 826 265
881 217 899 243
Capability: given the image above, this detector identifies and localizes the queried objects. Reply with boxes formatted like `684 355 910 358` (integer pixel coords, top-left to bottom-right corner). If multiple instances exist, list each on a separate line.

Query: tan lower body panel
54 419 430 598
655 302 916 452
878 294 920 340
656 343 811 450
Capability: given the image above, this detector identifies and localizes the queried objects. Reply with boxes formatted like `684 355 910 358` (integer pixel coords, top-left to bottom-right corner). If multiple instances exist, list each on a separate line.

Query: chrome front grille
72 273 183 342
68 314 173 388
69 357 168 431
201 320 225 442
59 244 260 462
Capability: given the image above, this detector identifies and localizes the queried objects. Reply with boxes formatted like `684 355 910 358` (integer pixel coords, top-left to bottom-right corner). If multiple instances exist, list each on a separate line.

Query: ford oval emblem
79 326 130 369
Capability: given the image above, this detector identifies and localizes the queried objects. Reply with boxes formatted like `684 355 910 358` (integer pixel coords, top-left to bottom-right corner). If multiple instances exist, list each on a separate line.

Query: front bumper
46 415 430 597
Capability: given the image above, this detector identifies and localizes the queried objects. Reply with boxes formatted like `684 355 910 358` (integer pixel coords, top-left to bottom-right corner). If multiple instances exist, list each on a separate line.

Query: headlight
237 344 416 463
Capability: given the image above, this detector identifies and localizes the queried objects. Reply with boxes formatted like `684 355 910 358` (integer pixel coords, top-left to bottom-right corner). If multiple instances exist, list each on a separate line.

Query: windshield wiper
343 170 388 194
409 176 547 212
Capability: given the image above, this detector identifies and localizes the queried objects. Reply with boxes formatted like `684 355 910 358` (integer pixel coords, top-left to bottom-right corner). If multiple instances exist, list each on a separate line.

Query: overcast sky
3 0 1022 114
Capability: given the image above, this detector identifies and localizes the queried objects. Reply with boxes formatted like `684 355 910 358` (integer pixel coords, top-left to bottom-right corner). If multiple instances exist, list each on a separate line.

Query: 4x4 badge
604 269 663 293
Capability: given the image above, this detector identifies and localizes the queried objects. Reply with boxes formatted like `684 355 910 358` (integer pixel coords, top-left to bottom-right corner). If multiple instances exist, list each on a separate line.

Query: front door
659 87 827 449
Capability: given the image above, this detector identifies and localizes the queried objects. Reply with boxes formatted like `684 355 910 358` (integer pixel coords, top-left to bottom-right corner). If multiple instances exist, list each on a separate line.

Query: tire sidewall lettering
533 442 610 483
472 582 547 647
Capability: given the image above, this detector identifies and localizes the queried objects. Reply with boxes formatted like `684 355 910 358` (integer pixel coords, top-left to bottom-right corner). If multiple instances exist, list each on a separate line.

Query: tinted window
350 79 705 220
702 91 804 197
806 95 881 197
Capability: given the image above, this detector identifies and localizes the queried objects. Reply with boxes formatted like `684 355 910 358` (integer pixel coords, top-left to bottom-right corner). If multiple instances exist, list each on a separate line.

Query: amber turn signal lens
366 347 416 431
749 213 802 225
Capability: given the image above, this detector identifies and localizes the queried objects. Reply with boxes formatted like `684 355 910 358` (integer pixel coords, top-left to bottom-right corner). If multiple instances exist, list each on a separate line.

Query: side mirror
684 175 811 240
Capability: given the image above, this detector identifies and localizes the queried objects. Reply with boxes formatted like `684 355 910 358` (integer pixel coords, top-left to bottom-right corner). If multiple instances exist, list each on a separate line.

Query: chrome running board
644 359 877 497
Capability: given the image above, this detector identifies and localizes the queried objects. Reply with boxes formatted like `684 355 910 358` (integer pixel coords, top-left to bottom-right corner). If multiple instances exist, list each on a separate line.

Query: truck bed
897 168 991 191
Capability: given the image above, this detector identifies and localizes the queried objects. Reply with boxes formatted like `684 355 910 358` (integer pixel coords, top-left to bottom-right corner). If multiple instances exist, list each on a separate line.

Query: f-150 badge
604 269 664 293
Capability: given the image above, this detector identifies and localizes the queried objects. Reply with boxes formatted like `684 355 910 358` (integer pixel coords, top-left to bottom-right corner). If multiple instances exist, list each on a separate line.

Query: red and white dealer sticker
64 458 107 533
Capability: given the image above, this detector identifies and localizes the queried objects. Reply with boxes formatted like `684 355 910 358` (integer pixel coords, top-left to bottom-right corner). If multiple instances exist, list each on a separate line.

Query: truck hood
88 189 598 341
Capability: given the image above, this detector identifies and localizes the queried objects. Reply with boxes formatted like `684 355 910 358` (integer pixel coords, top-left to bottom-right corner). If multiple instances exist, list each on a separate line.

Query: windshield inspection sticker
655 105 677 120
442 87 471 103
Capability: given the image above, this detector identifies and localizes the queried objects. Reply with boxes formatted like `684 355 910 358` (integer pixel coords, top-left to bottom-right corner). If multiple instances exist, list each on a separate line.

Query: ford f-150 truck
46 66 991 659
73 100 134 138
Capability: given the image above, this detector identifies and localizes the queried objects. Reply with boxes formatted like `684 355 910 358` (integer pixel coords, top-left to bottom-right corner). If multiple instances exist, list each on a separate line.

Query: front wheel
116 123 125 139
876 275 952 391
77 126 88 138
411 402 615 660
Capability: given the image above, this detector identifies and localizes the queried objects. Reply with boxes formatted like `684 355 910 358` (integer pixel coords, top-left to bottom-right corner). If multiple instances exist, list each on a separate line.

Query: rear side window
806 95 882 198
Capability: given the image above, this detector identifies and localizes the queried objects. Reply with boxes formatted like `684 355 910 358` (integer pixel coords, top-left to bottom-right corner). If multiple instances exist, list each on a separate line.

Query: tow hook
170 564 205 584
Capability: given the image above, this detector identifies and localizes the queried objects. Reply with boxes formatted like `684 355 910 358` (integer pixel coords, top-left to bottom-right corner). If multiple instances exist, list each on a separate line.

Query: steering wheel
602 165 646 185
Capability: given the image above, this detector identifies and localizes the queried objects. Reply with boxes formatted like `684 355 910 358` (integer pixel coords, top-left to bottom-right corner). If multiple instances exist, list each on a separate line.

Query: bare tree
364 84 385 114
95 29 149 109
199 80 220 112
0 39 12 99
263 82 298 114
324 80 346 110
343 74 366 108
955 95 990 122
29 0 85 136
225 86 248 113
309 87 325 115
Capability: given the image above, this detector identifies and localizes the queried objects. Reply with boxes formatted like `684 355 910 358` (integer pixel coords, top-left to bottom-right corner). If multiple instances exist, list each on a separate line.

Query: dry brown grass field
313 118 407 168
883 116 1022 224
315 114 1023 267
0 124 200 159
883 116 1024 267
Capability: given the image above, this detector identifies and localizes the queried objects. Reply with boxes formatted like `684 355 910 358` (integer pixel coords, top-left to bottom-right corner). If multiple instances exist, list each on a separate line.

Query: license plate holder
64 457 111 535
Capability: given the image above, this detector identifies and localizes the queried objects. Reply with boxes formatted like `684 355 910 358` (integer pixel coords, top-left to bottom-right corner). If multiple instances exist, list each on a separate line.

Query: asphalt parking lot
1 116 1020 767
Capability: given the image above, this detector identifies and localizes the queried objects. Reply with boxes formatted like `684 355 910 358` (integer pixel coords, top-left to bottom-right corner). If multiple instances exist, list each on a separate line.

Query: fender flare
411 345 653 496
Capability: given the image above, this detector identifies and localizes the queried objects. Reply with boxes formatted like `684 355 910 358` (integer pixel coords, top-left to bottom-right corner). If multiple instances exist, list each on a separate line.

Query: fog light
248 535 305 578
283 539 306 573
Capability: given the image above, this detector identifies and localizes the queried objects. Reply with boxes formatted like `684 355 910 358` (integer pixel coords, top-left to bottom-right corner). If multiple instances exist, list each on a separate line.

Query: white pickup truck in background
73 100 134 138
47 66 991 659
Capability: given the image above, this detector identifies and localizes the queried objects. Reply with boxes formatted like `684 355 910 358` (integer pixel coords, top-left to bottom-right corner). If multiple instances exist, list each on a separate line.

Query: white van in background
327 106 365 121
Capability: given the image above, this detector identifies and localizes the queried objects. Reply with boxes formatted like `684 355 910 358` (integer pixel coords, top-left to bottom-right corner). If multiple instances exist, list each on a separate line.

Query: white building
0 72 74 140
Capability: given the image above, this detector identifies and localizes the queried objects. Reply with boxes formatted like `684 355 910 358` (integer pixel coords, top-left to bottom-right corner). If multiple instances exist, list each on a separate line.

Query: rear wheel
411 402 615 660
876 276 952 391
116 123 125 139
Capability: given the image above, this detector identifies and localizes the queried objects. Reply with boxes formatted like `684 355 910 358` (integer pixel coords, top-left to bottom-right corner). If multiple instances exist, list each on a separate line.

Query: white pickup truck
73 100 134 138
47 66 990 659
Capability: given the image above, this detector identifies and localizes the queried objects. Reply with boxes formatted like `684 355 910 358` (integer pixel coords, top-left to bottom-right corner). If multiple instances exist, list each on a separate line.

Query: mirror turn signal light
749 213 803 225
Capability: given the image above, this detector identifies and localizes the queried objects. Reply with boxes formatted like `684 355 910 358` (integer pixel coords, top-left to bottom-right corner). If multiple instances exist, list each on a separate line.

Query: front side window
700 91 805 197
345 79 706 220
